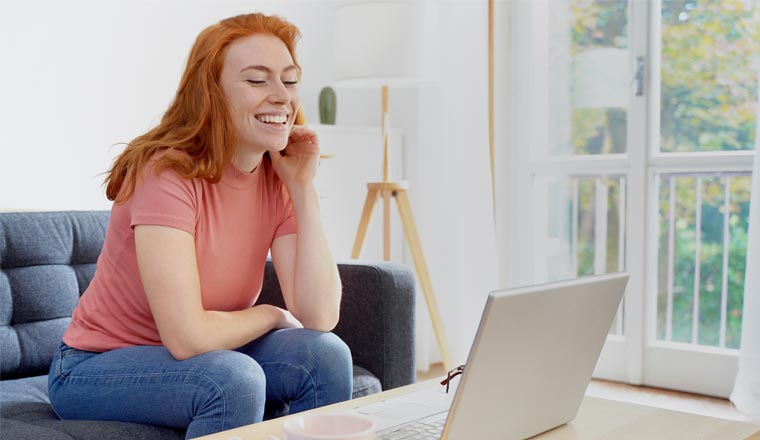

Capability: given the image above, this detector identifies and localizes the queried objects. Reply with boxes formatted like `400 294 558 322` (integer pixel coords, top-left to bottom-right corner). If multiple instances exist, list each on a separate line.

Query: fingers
288 125 318 144
269 149 282 162
286 135 320 156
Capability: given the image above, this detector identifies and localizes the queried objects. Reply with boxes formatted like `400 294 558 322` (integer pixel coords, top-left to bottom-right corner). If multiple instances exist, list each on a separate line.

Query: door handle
634 56 645 97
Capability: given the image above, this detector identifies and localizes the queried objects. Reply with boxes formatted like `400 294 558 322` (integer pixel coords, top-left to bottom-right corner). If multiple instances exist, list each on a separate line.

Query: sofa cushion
0 376 183 439
0 406 184 440
0 211 106 380
352 365 382 397
0 212 107 269
0 375 50 409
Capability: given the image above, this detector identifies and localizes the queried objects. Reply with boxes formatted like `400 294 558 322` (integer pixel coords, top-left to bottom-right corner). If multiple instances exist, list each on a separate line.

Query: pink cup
282 413 376 440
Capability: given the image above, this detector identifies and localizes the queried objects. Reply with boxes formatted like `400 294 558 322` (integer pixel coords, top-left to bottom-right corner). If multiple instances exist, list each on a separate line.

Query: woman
48 13 352 439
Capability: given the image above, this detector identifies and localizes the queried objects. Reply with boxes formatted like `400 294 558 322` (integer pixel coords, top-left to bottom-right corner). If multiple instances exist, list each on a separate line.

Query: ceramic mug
282 413 376 440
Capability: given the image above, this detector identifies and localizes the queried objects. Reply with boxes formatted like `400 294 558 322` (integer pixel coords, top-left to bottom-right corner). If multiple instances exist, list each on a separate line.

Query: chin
250 137 286 153
266 142 287 153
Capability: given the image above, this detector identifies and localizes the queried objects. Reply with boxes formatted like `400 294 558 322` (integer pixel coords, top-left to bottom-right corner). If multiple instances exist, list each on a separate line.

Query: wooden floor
416 363 753 423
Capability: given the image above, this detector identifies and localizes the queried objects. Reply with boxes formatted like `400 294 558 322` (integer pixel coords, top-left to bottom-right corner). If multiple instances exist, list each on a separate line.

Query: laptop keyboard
376 415 446 440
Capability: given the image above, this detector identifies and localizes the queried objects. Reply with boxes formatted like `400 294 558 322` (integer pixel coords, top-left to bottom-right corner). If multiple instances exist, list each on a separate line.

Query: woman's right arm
134 224 301 360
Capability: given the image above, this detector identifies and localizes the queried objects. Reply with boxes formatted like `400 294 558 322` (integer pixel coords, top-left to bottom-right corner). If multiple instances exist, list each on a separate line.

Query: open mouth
255 114 288 125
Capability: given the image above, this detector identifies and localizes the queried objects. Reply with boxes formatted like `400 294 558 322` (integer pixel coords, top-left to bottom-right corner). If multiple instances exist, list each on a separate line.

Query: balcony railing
534 171 752 345
533 174 626 335
656 172 751 349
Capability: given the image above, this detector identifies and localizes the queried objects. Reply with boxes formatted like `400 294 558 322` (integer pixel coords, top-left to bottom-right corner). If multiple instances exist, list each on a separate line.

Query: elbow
157 312 215 361
315 319 339 333
303 322 338 333
167 347 198 361
162 336 206 361
301 312 340 333
295 285 342 332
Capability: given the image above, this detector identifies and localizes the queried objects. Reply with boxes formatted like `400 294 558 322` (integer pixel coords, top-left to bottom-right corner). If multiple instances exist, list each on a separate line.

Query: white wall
0 0 335 210
415 1 498 366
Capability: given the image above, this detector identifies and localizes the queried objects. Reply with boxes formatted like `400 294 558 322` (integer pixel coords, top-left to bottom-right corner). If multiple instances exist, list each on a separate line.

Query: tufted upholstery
0 211 416 440
0 211 108 380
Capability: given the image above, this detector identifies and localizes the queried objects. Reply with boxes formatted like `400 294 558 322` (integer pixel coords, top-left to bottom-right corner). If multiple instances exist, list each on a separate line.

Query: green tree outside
565 0 757 348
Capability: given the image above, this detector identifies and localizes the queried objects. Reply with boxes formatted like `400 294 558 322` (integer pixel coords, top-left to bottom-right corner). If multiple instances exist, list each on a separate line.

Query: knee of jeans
195 351 267 406
303 332 353 382
321 332 353 367
316 333 353 398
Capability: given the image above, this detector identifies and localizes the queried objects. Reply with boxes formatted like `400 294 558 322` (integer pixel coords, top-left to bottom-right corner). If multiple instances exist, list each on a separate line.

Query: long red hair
105 13 305 203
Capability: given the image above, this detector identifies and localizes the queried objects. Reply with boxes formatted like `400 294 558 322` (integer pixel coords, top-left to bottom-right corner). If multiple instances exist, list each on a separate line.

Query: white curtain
730 68 760 421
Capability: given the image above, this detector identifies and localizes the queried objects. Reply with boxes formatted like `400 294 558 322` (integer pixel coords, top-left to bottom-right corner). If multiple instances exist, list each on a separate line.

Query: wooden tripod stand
350 86 453 370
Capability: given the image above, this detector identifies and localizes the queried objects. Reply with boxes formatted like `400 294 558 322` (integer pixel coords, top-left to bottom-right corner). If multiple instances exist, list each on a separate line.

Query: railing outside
656 172 752 349
534 171 752 345
533 174 626 335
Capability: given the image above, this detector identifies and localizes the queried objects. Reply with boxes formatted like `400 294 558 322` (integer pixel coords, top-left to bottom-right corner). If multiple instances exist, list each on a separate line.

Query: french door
502 0 757 397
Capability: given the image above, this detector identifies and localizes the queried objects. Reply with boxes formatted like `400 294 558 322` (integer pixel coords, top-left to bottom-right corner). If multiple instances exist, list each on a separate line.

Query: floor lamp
333 0 453 370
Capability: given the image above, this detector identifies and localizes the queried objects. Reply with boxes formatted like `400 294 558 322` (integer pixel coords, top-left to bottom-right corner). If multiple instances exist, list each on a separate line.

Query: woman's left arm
270 127 342 331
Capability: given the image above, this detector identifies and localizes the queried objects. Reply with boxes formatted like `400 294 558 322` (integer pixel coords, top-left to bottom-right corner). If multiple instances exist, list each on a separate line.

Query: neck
232 149 265 173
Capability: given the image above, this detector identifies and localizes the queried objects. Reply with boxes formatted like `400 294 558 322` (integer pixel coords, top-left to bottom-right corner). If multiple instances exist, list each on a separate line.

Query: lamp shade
571 48 629 108
332 0 435 87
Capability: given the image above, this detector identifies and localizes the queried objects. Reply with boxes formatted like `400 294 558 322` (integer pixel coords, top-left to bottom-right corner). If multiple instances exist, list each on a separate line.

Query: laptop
344 272 629 440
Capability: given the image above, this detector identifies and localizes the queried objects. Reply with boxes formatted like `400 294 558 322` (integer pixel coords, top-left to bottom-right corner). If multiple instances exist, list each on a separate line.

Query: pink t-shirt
63 155 297 352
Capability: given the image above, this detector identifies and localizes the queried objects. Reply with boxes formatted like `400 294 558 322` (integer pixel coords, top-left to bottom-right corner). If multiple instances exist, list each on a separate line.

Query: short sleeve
274 184 297 239
129 164 197 235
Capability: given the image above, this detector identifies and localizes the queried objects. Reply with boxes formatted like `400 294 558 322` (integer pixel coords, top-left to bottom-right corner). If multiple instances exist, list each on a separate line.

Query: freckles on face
219 34 301 152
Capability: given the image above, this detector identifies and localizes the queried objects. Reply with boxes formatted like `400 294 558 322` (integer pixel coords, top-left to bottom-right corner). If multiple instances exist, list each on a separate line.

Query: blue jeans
48 329 353 439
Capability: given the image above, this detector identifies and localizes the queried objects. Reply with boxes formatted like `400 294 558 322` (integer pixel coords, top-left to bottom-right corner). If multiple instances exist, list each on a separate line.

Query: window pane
535 175 626 278
660 0 760 153
727 176 751 349
577 178 597 276
656 173 751 348
672 176 695 343
547 0 629 156
697 176 724 346
656 175 672 341
533 174 626 334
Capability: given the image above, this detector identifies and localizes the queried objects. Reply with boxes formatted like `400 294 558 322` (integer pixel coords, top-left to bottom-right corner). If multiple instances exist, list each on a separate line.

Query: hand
269 125 320 189
262 305 304 330
276 308 304 330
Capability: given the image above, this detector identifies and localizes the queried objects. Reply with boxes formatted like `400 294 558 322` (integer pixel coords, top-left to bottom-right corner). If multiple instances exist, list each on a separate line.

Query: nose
268 81 291 105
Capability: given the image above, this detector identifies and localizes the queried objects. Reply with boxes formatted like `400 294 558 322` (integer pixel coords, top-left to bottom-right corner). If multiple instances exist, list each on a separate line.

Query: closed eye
245 80 298 87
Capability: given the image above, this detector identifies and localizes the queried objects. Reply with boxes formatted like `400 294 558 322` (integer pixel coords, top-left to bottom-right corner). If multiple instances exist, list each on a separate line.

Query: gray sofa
0 211 416 439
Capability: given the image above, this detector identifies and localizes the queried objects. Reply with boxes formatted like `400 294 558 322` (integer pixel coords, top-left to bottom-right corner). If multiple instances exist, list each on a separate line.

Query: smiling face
220 33 300 167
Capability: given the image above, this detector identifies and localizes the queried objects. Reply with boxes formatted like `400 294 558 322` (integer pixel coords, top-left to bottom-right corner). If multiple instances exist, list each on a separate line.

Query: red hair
105 13 305 203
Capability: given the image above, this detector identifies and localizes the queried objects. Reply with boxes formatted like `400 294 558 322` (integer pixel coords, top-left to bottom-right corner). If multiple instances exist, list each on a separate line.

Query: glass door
512 0 643 383
506 0 757 394
643 0 757 397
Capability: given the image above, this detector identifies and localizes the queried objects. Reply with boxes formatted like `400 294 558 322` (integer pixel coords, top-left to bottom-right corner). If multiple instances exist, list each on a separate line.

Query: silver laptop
345 272 629 440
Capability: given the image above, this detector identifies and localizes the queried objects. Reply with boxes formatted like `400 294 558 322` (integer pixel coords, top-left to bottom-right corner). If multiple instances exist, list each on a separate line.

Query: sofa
0 211 416 440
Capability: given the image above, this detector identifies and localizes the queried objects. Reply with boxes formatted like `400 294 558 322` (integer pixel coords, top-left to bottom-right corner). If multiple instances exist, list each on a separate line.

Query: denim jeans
48 329 353 439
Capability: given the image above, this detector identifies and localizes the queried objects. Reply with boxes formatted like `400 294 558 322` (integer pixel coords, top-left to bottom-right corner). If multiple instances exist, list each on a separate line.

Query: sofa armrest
259 260 416 391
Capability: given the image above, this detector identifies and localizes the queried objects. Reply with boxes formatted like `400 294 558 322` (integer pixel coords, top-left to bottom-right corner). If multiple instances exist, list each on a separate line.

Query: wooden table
198 379 760 440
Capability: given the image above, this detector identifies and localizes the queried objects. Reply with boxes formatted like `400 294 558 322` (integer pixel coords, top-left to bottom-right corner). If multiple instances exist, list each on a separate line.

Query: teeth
256 114 287 124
